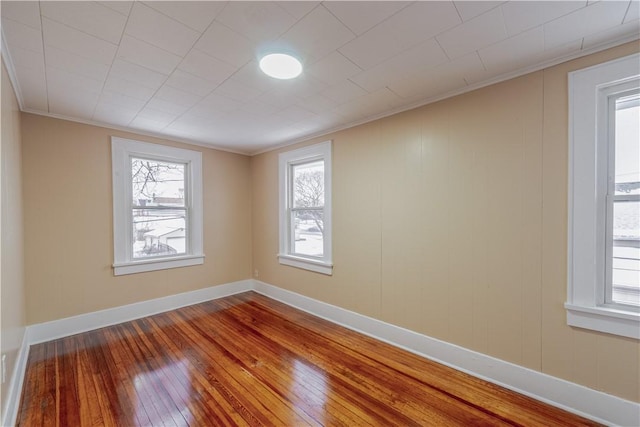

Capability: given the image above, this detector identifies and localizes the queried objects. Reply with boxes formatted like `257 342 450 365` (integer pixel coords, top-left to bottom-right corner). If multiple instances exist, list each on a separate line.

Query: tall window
279 141 332 275
131 158 187 259
112 137 203 275
607 93 639 307
566 53 639 339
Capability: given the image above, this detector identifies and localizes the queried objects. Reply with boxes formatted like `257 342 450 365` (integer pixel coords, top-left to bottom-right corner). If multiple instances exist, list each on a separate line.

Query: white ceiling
1 1 638 154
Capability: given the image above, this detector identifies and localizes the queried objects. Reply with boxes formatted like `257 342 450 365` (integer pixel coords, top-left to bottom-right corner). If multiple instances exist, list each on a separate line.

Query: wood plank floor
17 292 601 426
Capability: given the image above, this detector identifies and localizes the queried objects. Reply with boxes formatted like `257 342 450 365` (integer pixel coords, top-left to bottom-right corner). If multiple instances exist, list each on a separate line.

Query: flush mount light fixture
259 53 303 79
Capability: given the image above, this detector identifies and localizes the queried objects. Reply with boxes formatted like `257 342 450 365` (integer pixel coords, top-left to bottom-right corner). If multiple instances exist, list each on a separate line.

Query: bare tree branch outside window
131 159 184 204
294 165 324 234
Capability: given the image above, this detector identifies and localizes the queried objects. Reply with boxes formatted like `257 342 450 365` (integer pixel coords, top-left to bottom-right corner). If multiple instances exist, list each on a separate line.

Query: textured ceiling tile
93 102 139 126
436 7 508 59
109 59 168 89
195 22 255 67
145 97 192 116
350 38 448 92
154 85 204 108
190 93 244 117
7 46 45 76
278 5 356 63
13 65 48 111
142 1 225 31
165 69 220 97
97 1 133 16
624 0 639 23
583 19 640 49
40 1 127 44
544 1 629 48
321 80 367 104
307 51 362 85
295 93 339 115
501 1 586 36
454 1 505 21
323 1 410 35
45 45 111 82
479 26 545 72
125 2 200 56
215 77 267 102
129 115 175 132
178 49 237 85
43 18 117 64
97 90 147 111
46 65 105 95
230 61 281 93
117 35 182 75
276 1 319 19
2 18 43 53
216 1 297 42
103 75 158 101
1 1 42 29
386 66 465 101
339 1 461 69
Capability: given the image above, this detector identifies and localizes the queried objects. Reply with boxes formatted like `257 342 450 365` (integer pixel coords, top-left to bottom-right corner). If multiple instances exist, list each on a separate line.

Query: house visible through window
609 93 640 307
279 141 332 275
131 157 187 259
112 137 204 276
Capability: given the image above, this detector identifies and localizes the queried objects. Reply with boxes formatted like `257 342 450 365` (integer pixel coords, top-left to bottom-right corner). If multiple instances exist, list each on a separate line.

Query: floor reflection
288 358 328 424
131 359 194 426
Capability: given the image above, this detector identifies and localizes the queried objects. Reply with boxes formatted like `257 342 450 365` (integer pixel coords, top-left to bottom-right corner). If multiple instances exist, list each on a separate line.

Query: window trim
566 53 640 339
111 137 204 276
278 141 332 275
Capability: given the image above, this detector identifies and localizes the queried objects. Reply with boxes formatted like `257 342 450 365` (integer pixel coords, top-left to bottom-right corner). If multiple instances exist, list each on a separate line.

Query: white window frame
111 137 204 275
566 53 640 339
278 141 332 275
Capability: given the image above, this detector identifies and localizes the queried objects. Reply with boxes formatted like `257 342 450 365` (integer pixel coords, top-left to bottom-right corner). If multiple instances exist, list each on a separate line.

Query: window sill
564 303 640 339
278 254 333 275
113 254 204 276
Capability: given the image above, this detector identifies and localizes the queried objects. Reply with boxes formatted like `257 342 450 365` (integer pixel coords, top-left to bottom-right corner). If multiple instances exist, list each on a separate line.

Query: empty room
1 1 639 425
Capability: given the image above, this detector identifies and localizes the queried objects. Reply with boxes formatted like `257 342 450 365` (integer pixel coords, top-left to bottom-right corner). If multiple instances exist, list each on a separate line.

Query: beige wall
1 59 26 418
251 41 640 403
21 114 252 324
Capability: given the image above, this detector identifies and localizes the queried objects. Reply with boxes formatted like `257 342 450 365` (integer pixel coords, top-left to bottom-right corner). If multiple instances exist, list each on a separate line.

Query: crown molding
1 25 25 111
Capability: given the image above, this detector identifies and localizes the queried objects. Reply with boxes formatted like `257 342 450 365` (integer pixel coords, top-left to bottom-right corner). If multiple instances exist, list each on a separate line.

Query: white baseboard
252 279 640 427
1 328 30 427
7 278 638 426
28 280 253 345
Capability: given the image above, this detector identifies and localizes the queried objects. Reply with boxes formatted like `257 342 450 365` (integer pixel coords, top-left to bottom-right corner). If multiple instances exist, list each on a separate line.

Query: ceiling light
259 53 302 79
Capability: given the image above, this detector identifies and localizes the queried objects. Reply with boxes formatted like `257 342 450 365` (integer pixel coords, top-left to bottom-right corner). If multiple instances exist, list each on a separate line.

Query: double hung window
278 141 332 275
111 137 204 275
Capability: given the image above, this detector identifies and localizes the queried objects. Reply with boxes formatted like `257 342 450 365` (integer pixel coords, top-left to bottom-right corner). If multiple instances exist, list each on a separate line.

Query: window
279 141 332 275
566 53 639 339
608 93 639 307
111 137 204 275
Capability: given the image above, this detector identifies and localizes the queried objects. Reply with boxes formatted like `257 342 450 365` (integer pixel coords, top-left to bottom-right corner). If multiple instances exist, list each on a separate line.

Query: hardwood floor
17 292 600 426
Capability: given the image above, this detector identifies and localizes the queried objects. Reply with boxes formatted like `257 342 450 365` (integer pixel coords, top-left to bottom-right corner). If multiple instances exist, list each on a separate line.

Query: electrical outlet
1 354 6 384
254 269 259 278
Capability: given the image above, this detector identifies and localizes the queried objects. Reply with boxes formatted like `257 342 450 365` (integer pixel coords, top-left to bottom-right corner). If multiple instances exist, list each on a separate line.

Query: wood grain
17 292 601 426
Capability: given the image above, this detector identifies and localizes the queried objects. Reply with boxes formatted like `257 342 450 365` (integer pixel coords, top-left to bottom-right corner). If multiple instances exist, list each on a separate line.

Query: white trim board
5 279 639 426
252 280 640 427
1 329 29 427
28 280 253 345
